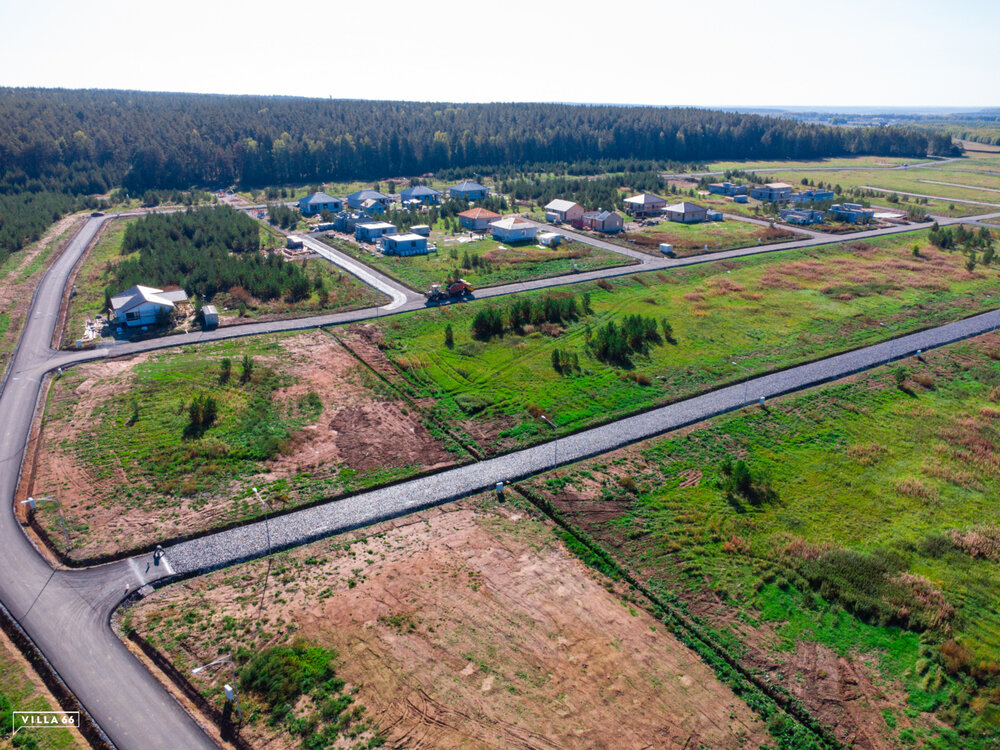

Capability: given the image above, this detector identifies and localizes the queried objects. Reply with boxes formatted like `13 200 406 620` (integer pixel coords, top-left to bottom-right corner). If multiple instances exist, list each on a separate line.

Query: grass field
318 234 633 291
704 156 924 171
33 330 465 558
0 631 83 749
367 229 1000 456
62 218 387 347
622 217 803 256
522 333 1000 749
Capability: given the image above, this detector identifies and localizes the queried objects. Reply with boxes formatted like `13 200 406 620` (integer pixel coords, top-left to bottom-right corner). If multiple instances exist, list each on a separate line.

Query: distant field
704 156 921 171
523 333 1000 749
369 229 1000 456
318 233 633 291
621 217 803 257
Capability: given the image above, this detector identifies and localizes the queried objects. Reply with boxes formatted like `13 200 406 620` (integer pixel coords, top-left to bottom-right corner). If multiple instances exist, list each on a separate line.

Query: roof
665 201 707 213
545 199 581 212
594 210 619 221
357 221 396 230
348 189 390 201
385 232 426 242
764 182 793 189
538 232 561 240
402 185 441 196
458 207 501 220
490 217 534 230
299 191 340 205
109 285 188 313
202 305 218 315
450 180 488 192
623 193 666 205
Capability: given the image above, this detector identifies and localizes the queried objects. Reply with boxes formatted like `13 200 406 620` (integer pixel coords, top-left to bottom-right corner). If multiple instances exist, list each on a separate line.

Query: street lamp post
192 655 242 722
731 361 751 405
21 496 70 553
252 487 272 625
540 415 557 467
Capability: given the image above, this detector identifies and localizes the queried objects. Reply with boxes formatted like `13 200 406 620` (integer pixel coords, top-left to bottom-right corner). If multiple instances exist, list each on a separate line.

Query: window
126 311 140 321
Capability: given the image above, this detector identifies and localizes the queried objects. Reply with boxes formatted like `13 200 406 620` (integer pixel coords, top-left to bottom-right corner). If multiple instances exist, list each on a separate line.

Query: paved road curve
0 208 997 748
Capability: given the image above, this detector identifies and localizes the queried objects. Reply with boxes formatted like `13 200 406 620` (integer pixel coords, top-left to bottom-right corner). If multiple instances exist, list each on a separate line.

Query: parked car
91 211 104 217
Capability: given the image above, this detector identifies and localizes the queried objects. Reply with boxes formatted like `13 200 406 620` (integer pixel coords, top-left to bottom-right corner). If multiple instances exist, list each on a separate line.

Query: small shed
706 209 724 222
659 243 675 256
538 232 562 247
734 195 749 204
286 235 304 249
202 305 219 327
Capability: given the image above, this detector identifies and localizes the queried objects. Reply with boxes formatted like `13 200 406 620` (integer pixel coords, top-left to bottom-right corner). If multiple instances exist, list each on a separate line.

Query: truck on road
424 278 475 303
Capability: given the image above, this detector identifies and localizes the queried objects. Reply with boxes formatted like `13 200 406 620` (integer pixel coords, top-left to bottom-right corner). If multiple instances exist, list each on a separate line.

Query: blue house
449 180 489 201
791 189 835 205
382 233 431 256
347 189 392 211
355 221 397 243
780 207 825 225
298 192 343 215
708 182 748 197
750 183 794 202
829 203 875 224
399 185 442 205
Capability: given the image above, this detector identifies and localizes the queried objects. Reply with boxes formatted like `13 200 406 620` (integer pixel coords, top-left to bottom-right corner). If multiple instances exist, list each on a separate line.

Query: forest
0 88 954 199
109 206 314 303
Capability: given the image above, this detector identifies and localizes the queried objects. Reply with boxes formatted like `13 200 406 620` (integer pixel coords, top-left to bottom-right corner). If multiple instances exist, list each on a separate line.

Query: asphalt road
0 207 998 749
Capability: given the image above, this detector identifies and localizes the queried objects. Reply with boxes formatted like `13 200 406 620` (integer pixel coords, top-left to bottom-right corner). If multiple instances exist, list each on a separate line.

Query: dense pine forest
0 88 957 261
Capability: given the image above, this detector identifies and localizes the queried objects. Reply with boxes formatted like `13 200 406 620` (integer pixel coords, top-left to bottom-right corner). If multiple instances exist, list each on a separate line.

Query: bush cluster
587 314 662 367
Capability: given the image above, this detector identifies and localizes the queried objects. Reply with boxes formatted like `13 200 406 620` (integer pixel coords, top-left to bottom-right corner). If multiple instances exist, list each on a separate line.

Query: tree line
108 206 316 304
0 88 947 200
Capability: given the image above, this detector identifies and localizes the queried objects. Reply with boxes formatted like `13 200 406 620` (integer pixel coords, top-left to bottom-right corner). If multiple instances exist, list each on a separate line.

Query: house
544 199 585 225
297 192 343 215
791 189 835 205
538 232 562 247
663 201 709 224
749 183 794 202
410 224 431 236
109 285 188 328
201 305 219 327
347 189 392 210
581 210 624 233
829 203 875 224
458 207 501 231
490 216 538 243
449 180 489 201
355 221 397 243
332 211 367 233
399 185 442 205
707 182 748 197
780 207 826 225
623 193 667 217
286 235 304 249
360 198 388 216
382 233 431 256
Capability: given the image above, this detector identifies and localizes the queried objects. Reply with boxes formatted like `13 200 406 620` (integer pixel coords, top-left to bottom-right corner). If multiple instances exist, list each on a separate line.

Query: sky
1 0 997 108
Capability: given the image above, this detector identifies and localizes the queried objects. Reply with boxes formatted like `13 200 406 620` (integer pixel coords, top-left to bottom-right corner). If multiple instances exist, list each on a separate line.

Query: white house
109 285 188 328
381 233 431 256
490 217 538 243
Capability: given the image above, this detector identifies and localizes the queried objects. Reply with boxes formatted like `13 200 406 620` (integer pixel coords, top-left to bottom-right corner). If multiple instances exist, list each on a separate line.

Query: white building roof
624 193 666 205
385 232 426 242
490 217 534 230
109 285 187 314
664 201 707 213
357 222 397 230
538 232 561 240
545 199 581 212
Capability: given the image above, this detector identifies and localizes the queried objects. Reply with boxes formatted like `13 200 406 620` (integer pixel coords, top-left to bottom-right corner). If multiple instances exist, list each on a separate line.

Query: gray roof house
110 285 188 327
347 189 393 210
297 192 343 215
449 180 489 201
399 185 442 204
623 193 667 216
664 201 709 224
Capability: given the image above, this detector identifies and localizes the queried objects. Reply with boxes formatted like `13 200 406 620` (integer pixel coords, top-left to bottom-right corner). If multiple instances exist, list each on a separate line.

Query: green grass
522 336 1000 747
620 217 802 256
705 156 923 171
365 229 1000 455
1 640 82 749
319 235 632 291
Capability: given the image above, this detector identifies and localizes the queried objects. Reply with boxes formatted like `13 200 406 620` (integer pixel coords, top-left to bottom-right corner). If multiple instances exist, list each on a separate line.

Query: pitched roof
348 189 390 201
490 217 534 230
665 201 707 213
299 191 340 205
450 180 488 192
623 193 666 205
458 207 501 220
402 185 441 196
109 284 187 313
595 210 619 221
545 199 581 212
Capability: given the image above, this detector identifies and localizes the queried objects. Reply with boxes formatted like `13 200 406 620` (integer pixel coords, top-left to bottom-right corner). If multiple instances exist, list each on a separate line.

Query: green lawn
366 229 1000 455
622 217 802 257
1 638 83 749
318 235 633 291
705 156 923 171
523 334 1000 748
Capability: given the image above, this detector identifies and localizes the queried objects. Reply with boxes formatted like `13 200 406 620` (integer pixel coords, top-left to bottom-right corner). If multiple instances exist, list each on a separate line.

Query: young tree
241 354 254 383
444 323 454 349
219 357 232 384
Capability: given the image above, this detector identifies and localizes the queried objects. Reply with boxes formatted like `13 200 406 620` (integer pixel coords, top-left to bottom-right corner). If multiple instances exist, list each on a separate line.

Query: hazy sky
1 0 997 108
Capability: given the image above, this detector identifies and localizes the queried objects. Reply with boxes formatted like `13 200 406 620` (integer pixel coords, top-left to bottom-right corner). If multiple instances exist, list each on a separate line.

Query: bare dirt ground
125 498 770 750
27 330 458 559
